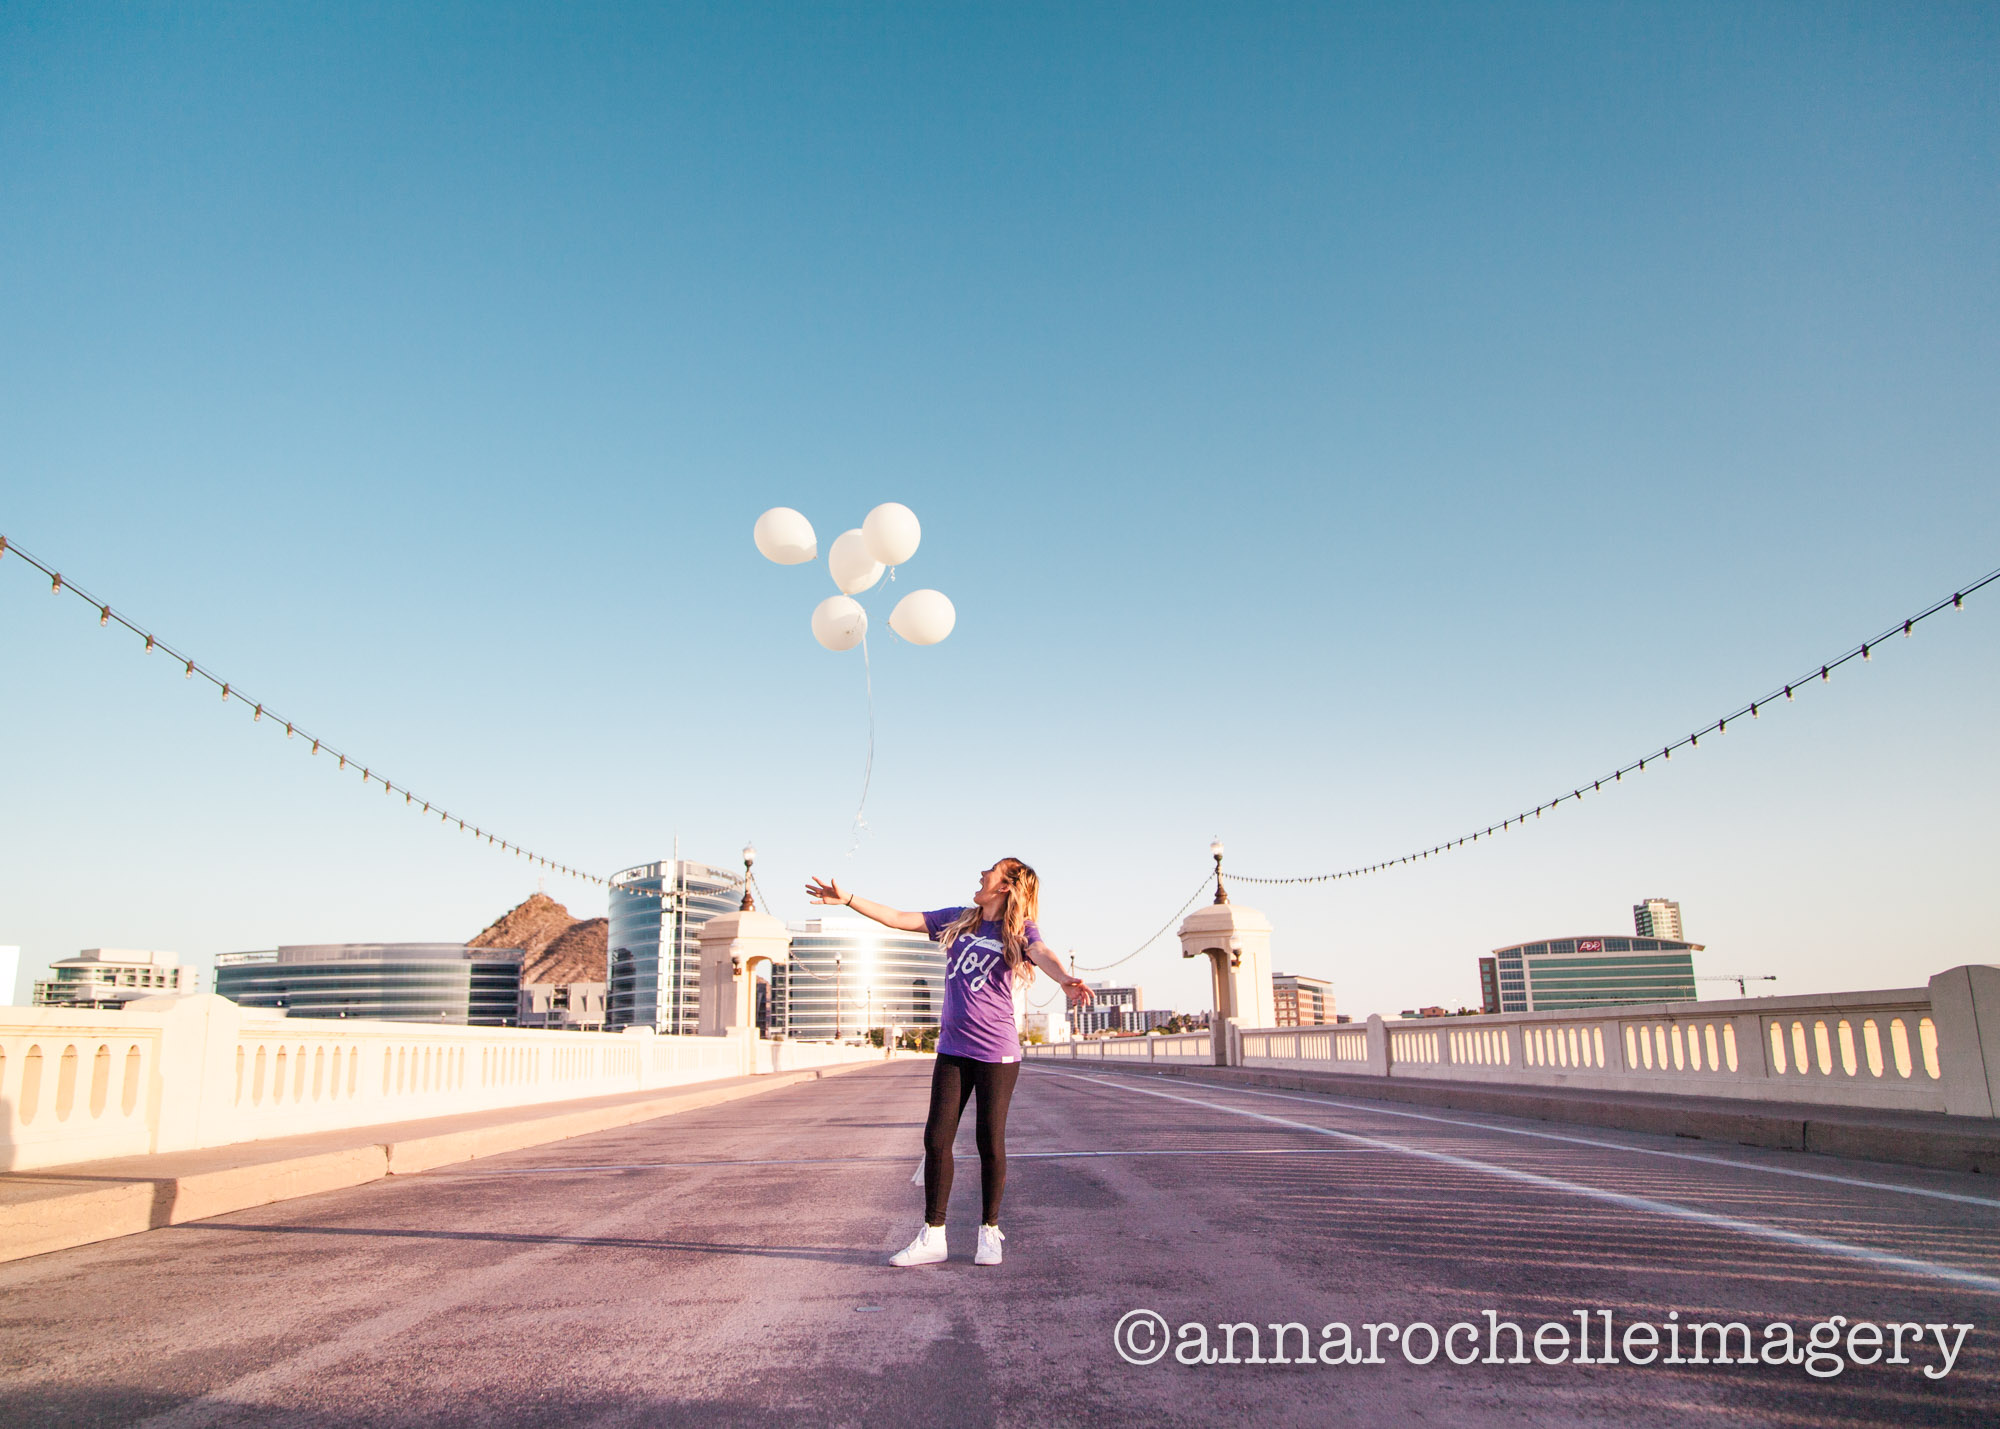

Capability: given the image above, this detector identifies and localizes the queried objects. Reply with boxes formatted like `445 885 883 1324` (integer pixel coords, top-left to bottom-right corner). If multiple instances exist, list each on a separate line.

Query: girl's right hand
805 876 846 906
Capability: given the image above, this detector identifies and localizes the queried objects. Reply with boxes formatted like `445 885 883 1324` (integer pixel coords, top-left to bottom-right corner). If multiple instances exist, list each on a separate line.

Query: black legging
922 1053 1021 1227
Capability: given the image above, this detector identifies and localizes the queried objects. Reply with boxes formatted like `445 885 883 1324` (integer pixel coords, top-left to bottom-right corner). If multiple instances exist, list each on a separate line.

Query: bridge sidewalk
0 1057 893 1264
1060 1062 2000 1174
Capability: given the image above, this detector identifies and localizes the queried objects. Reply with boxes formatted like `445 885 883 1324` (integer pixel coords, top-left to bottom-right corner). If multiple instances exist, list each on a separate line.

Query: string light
1228 563 1999 889
9 527 1993 908
0 532 606 886
1071 872 1216 972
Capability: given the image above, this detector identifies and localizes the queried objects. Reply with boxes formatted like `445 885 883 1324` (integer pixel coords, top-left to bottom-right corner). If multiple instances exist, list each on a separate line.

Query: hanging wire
0 532 604 885
1229 562 2000 889
1071 872 1218 972
10 529 1990 904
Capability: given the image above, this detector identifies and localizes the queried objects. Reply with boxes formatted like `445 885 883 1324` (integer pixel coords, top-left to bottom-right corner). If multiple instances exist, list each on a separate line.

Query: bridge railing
1023 965 2000 1119
1028 1031 1213 1066
0 993 889 1172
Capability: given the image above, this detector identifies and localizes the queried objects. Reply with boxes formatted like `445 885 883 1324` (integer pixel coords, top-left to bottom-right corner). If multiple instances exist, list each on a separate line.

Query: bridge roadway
1 1060 1995 1427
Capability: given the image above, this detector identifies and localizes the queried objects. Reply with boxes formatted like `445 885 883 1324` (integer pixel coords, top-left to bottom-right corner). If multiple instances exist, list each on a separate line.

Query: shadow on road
178 1221 881 1264
0 1386 996 1429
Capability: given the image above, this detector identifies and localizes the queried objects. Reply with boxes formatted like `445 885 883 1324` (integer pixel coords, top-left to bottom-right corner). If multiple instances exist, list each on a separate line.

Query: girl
805 858 1092 1266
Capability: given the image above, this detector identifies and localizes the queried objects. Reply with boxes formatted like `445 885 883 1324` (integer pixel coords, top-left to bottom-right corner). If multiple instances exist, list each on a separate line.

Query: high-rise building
35 949 193 1009
1633 899 1684 941
1074 983 1142 1035
606 860 742 1033
214 945 521 1024
1486 934 1702 1014
1478 957 1501 1015
1273 973 1334 1026
770 916 946 1041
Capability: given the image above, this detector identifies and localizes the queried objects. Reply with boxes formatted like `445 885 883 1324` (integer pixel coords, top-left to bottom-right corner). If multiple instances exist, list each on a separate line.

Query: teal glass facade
1492 935 1700 1013
771 919 946 1042
606 860 740 1033
213 944 522 1025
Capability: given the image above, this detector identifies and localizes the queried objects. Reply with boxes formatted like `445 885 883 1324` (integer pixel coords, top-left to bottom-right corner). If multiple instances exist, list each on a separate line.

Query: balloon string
847 627 875 855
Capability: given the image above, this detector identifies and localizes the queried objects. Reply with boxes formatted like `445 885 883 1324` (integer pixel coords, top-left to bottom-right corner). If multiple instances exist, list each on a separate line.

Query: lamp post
739 841 757 912
1211 837 1229 905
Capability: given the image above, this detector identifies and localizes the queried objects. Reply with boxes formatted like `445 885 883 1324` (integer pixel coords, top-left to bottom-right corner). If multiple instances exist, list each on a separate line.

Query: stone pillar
1365 1014 1390 1076
1731 1012 1770 1082
1179 902 1276 1067
125 993 243 1155
696 910 791 1039
1929 965 2000 1117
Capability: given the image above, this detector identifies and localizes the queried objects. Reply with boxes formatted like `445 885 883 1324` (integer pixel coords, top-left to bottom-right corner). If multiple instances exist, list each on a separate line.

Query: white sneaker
889 1224 948 1267
975 1224 1005 1266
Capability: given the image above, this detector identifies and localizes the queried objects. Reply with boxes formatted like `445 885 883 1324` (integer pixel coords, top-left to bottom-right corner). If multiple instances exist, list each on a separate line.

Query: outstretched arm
804 876 928 934
1026 940 1095 1009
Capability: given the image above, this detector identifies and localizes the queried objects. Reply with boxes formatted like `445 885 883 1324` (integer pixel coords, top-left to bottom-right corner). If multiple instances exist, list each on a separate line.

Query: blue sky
2 3 1995 1017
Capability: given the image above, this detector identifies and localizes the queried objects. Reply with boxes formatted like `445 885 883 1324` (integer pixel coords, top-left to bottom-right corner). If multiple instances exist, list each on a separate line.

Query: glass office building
606 859 742 1033
213 945 522 1025
1488 935 1702 1014
771 917 946 1042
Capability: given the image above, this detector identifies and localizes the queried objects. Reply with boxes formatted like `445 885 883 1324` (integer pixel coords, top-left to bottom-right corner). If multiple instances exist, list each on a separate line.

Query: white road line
1037 1068 2000 1211
1048 1071 2000 1298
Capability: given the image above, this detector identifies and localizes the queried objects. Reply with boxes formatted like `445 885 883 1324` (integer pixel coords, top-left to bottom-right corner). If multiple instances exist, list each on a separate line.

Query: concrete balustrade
1037 1030 1214 1066
1027 966 2000 1118
0 992 886 1173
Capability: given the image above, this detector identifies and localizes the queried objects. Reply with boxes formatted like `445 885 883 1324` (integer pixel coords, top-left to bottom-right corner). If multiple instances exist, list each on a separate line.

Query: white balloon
753 507 818 565
889 589 956 645
811 595 868 651
862 502 921 566
828 528 884 594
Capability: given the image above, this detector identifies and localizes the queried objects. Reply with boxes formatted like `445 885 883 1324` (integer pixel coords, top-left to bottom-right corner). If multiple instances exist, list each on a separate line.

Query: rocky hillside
469 893 608 986
530 917 608 985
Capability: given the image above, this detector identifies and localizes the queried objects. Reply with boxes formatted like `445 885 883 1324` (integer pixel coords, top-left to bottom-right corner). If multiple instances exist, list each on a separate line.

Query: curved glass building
213 945 522 1025
1483 935 1704 1014
771 917 947 1042
606 859 741 1033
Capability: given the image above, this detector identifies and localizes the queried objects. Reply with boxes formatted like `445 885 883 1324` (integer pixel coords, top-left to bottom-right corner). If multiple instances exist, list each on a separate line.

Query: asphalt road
2 1060 1996 1427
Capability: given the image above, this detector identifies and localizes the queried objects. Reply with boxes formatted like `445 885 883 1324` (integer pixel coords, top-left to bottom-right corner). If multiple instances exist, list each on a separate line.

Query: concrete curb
0 1059 892 1264
1056 1063 2000 1175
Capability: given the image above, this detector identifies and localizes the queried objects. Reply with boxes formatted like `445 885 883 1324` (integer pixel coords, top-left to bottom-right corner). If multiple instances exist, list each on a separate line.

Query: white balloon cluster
754 503 956 651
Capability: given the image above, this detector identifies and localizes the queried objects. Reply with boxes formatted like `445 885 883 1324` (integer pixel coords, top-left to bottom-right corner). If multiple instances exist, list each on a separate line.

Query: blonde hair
934 857 1040 984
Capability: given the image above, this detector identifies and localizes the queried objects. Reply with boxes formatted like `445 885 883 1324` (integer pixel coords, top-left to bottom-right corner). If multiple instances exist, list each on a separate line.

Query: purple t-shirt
923 908 1043 1063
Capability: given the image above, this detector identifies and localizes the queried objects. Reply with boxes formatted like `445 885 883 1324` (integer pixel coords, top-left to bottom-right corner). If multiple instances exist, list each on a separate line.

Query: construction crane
1699 974 1777 996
